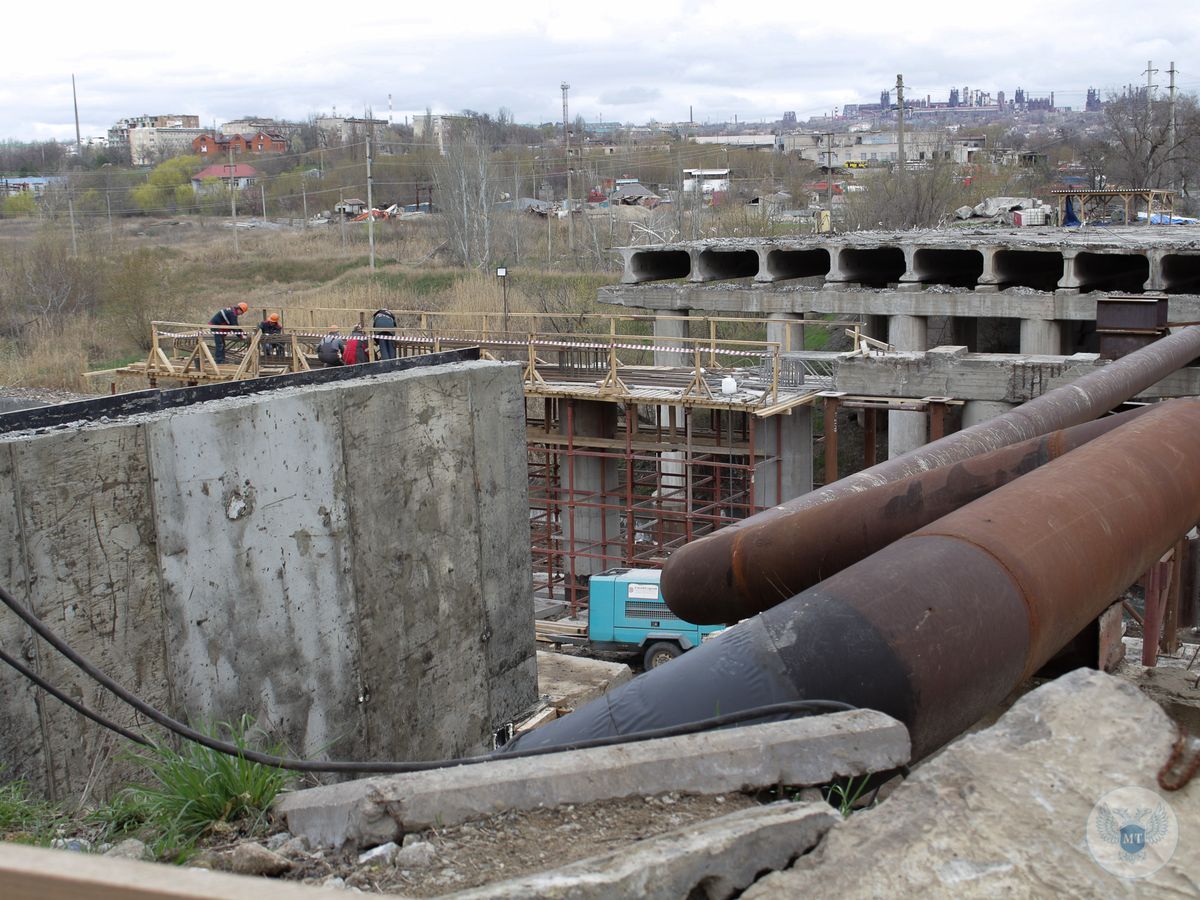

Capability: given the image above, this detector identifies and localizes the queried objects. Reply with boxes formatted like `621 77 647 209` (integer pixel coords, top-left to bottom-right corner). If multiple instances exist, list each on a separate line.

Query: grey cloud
598 87 662 106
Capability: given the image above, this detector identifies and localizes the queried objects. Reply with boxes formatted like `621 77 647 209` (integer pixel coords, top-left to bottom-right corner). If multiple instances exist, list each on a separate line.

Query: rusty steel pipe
663 326 1200 622
509 400 1200 760
667 406 1151 623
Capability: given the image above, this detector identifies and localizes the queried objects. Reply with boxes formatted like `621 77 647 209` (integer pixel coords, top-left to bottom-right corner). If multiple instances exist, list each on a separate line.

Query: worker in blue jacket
209 302 249 363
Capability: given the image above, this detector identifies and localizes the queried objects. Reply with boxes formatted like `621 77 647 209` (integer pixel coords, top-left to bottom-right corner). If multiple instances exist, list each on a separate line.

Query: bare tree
434 129 497 269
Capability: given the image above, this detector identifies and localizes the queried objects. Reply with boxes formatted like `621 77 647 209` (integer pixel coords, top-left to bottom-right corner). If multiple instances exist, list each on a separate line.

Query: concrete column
767 312 806 354
962 400 1015 429
1058 251 1081 290
1020 319 1063 355
753 407 814 508
897 246 920 287
560 400 620 577
653 311 690 367
1145 250 1165 292
888 314 927 459
975 247 999 288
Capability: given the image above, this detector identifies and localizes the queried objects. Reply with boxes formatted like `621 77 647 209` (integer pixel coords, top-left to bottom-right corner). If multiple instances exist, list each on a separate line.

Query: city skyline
3 0 1199 143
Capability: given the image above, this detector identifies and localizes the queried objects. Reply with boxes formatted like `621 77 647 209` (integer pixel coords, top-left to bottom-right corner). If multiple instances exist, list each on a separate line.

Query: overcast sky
4 1 1200 143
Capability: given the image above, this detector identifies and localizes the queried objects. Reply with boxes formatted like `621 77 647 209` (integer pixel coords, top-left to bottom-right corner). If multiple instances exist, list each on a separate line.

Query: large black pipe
510 400 1200 760
662 326 1200 623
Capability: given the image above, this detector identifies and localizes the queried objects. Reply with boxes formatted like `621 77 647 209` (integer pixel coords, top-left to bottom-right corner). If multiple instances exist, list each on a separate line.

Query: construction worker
372 308 398 360
316 326 344 366
343 325 368 365
259 313 283 357
209 302 249 364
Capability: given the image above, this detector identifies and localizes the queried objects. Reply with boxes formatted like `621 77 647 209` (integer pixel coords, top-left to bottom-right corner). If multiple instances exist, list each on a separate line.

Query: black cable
0 646 151 747
0 582 854 772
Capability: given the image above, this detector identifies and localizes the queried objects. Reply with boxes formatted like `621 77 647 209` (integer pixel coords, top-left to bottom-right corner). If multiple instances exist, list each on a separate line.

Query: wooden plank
0 842 361 900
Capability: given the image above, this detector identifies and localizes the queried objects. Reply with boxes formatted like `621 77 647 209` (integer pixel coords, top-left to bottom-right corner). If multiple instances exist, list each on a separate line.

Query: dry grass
0 320 99 392
0 214 622 391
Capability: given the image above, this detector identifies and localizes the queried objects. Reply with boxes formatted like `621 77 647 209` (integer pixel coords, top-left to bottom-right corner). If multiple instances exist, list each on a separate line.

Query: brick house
193 131 288 157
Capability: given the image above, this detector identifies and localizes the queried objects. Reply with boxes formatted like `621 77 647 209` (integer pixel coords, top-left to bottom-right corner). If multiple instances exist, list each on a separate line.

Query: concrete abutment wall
0 360 536 800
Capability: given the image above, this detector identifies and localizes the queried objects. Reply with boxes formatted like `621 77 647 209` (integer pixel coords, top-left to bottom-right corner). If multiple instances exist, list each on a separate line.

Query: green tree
1 192 36 217
131 156 203 214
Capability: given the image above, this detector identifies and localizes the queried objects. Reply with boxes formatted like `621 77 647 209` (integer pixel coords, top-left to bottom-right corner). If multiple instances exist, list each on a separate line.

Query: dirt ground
271 791 765 896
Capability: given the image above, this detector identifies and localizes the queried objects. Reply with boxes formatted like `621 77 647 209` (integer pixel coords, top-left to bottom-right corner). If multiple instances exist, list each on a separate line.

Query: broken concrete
275 709 909 850
0 359 536 800
744 669 1199 897
448 801 836 900
536 650 633 711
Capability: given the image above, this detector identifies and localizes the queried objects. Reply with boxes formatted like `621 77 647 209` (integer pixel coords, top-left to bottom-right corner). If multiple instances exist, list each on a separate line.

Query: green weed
824 775 875 818
119 715 291 860
0 776 66 844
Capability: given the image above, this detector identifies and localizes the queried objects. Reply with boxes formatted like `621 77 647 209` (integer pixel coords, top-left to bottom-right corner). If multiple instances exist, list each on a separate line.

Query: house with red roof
190 163 259 194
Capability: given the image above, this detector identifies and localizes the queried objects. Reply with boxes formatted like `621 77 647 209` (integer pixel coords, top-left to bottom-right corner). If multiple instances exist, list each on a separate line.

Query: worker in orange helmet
259 312 284 357
209 301 249 364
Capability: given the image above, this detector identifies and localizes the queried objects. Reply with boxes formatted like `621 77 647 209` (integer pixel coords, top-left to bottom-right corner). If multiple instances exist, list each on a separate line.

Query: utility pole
67 192 78 257
302 184 308 229
562 81 574 254
1144 60 1158 188
105 191 113 247
260 184 267 222
366 130 376 270
514 166 520 263
1168 62 1178 191
824 132 834 230
896 74 906 174
71 74 82 156
339 189 347 249
228 147 239 255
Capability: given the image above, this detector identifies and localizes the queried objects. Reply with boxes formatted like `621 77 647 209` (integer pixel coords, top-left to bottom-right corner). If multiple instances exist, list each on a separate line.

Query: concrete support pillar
1020 319 1063 355
824 246 848 284
1058 251 1081 290
962 400 1016 429
753 407 814 508
976 247 999 287
888 314 928 459
897 246 920 287
1145 250 1165 291
767 312 806 354
653 311 691 367
559 400 620 577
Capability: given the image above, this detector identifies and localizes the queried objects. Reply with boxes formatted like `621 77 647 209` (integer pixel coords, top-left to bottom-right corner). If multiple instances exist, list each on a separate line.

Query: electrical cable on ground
0 582 854 774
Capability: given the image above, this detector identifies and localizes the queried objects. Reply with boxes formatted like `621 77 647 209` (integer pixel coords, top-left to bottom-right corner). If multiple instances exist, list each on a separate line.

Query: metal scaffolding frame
527 396 784 615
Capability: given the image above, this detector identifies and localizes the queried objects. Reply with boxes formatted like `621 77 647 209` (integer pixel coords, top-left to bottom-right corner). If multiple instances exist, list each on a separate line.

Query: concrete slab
744 669 1199 897
536 650 633 711
275 709 909 849
446 801 837 900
